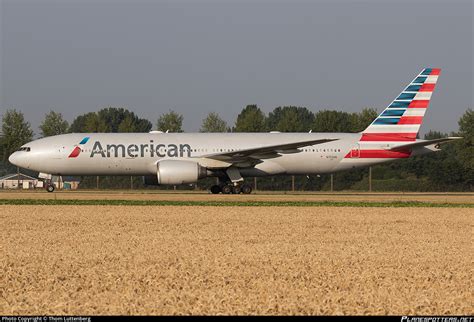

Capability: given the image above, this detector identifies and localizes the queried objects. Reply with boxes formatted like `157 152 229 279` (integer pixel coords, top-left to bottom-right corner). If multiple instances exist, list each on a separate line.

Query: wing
197 138 338 165
388 137 462 151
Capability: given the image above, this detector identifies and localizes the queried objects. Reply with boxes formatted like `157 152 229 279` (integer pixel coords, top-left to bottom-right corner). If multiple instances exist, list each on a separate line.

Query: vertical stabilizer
362 68 441 142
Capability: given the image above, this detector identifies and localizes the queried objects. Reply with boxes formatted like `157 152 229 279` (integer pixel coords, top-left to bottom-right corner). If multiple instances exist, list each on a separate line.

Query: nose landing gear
46 183 55 193
39 174 56 193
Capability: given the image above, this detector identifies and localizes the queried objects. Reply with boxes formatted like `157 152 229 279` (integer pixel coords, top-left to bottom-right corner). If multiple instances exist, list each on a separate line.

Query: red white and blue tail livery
340 68 459 166
362 68 441 142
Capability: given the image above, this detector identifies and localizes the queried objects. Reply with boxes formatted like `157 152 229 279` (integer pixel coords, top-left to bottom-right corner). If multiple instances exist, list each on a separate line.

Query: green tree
1 109 33 165
157 110 184 132
425 146 465 189
234 105 266 132
350 108 378 132
97 107 152 133
266 106 314 132
456 108 474 188
69 107 152 133
200 112 228 132
424 130 446 140
39 111 69 137
312 110 352 132
118 115 136 133
69 113 93 133
84 113 111 132
0 132 5 175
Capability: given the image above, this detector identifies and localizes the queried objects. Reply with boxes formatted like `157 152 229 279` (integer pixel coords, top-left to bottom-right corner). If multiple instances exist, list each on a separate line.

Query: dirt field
1 205 472 315
1 190 473 204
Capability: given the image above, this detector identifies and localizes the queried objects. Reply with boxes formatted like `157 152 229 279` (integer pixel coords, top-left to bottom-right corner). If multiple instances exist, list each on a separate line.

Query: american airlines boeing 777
9 68 460 193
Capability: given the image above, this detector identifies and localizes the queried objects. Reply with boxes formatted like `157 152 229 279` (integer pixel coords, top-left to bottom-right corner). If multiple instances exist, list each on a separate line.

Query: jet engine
144 160 207 185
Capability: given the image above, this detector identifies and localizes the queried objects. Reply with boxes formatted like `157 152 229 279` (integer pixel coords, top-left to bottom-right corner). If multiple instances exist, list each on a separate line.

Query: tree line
0 105 472 191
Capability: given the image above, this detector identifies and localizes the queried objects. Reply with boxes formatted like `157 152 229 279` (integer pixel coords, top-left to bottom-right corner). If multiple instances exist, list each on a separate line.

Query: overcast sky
1 0 472 135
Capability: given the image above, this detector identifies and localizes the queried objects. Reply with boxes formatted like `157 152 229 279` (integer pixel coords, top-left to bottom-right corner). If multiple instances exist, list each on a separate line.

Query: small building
0 173 41 189
0 173 81 190
53 176 81 190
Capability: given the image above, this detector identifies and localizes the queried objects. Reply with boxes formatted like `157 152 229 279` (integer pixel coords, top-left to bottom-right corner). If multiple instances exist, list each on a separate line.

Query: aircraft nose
8 152 25 168
8 152 19 166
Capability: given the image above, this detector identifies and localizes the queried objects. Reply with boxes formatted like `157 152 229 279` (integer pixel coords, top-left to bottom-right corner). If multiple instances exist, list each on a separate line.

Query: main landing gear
209 167 252 194
210 184 252 194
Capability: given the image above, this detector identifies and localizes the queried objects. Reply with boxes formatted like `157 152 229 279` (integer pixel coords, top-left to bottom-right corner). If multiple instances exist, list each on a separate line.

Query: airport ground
0 191 472 315
1 190 473 204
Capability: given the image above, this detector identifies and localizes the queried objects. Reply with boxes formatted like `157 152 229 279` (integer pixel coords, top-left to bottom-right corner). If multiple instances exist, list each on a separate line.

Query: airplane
9 68 461 193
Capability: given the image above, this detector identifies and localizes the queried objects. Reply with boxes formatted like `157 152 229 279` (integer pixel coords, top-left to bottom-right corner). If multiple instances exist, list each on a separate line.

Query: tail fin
362 68 441 142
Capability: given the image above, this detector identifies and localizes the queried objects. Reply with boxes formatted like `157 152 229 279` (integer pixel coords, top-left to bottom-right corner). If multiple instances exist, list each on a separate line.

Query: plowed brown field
1 205 472 315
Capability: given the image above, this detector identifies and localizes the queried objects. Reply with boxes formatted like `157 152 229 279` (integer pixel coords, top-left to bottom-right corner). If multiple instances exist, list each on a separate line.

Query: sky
1 0 472 136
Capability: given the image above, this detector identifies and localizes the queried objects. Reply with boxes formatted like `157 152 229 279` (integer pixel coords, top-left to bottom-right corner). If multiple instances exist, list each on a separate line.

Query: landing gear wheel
46 184 55 193
232 186 242 194
221 185 233 194
210 185 221 194
241 185 252 194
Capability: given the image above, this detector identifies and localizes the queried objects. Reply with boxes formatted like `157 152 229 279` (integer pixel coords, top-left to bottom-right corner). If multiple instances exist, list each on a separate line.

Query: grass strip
0 199 472 208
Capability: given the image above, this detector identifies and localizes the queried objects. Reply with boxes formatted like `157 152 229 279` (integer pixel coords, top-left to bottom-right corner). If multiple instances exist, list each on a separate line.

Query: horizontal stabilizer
389 137 462 151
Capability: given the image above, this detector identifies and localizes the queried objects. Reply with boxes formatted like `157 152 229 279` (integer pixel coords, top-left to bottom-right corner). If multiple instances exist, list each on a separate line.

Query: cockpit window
18 147 31 152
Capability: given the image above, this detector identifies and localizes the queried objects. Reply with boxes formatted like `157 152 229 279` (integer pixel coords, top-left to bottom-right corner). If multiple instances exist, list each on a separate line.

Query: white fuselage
8 132 434 179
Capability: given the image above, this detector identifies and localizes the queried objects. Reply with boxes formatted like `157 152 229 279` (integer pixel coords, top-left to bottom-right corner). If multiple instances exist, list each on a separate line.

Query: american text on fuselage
90 141 191 158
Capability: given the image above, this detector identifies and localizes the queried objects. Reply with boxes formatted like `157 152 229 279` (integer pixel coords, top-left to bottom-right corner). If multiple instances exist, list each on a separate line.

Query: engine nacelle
144 160 207 185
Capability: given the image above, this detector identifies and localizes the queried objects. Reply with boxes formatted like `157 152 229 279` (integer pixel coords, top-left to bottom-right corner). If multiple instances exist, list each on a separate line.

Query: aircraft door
350 144 360 158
